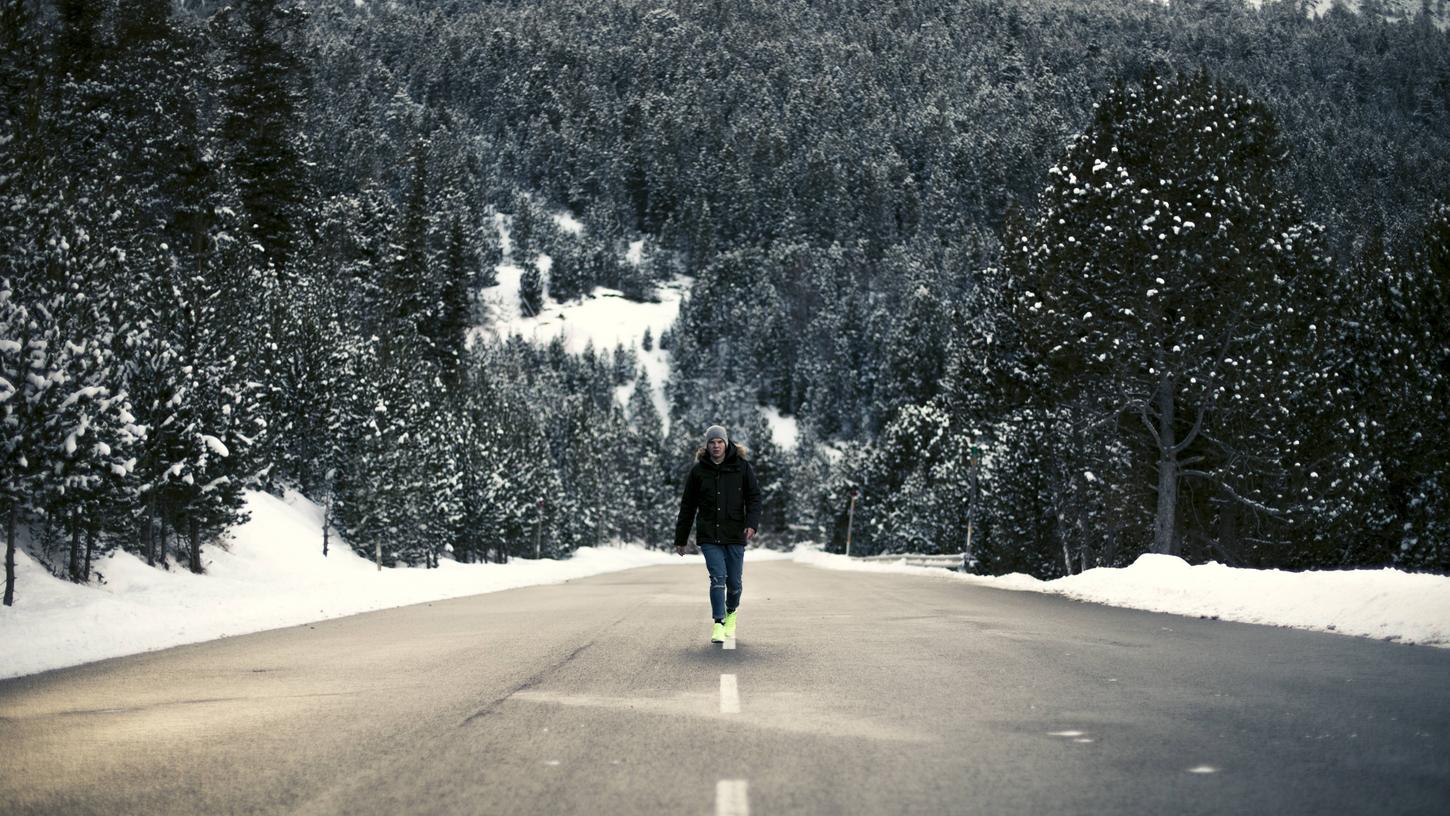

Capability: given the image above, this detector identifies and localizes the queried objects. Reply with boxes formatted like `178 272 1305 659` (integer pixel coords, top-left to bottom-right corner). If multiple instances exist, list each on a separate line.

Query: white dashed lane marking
717 779 749 816
720 673 740 714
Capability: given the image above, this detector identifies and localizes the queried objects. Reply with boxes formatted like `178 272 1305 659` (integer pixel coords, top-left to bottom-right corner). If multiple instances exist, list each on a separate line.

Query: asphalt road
2 559 1448 815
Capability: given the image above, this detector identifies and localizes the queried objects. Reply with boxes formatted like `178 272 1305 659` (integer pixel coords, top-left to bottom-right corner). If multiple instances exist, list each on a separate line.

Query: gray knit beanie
704 425 728 444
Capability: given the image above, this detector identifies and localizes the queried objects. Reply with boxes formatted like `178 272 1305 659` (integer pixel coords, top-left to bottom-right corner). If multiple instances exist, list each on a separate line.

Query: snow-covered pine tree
611 344 636 387
43 332 139 583
545 230 587 303
859 402 971 556
5 84 143 581
213 0 313 275
509 191 538 261
1003 70 1333 561
491 347 562 560
876 246 952 428
549 392 621 552
388 137 434 333
783 422 832 547
451 360 496 565
340 184 402 333
160 250 267 573
1353 201 1450 572
0 0 42 218
518 261 544 318
622 371 672 548
790 244 867 438
261 252 378 558
478 213 502 289
0 0 46 603
969 411 1088 578
738 412 785 536
411 386 465 568
0 285 59 603
332 341 420 567
427 205 480 379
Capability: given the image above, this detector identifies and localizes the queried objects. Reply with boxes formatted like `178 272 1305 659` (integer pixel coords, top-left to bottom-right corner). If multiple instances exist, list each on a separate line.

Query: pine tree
1002 71 1333 560
214 0 312 274
428 207 480 377
509 192 537 261
44 335 138 583
518 261 544 317
471 343 561 561
877 248 952 426
739 412 785 535
783 422 832 546
623 372 672 547
1344 200 1450 572
0 285 59 603
389 137 433 332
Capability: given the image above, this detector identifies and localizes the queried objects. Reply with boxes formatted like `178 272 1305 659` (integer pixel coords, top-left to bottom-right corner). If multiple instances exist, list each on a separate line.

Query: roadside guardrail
857 553 971 570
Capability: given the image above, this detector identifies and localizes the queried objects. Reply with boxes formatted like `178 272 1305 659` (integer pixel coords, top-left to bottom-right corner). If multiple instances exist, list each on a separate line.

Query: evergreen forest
3 0 1448 607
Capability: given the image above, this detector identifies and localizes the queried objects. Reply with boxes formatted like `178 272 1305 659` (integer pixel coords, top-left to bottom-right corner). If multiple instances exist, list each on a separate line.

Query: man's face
708 438 727 460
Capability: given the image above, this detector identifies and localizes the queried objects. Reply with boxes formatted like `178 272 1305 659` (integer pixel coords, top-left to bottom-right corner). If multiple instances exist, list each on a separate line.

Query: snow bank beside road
794 548 1450 647
0 490 683 680
8 487 1445 683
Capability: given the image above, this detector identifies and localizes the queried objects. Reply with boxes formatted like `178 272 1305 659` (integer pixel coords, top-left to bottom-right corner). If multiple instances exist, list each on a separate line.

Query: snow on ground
0 490 692 680
473 212 688 426
793 548 1450 648
553 213 584 234
4 490 1446 680
482 274 688 424
761 405 799 451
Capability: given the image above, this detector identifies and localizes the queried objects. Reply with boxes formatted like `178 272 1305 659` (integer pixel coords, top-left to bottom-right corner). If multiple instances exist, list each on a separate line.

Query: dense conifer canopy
2 0 1447 607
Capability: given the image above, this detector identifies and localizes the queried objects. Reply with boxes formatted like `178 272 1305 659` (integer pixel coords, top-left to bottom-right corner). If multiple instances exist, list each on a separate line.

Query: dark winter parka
674 442 763 548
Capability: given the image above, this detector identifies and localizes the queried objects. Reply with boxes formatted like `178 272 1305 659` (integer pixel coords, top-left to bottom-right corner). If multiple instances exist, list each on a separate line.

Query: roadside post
846 487 859 557
964 443 981 572
535 498 544 559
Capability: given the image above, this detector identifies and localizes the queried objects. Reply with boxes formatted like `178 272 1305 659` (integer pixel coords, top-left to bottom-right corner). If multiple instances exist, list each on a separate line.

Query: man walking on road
675 424 762 644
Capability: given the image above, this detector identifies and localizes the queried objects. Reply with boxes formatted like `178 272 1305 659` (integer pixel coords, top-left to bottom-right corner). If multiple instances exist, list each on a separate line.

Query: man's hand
745 528 756 541
675 544 686 556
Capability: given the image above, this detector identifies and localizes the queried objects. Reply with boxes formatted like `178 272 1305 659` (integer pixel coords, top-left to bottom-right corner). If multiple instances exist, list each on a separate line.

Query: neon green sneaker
722 610 738 638
711 622 726 643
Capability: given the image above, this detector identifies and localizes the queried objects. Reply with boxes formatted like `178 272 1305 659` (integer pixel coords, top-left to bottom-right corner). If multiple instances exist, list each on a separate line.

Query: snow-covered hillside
473 212 689 425
1303 0 1449 29
470 208 804 441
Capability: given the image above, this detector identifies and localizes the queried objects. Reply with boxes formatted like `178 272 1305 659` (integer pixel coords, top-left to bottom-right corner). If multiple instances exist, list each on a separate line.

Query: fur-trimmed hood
695 440 751 464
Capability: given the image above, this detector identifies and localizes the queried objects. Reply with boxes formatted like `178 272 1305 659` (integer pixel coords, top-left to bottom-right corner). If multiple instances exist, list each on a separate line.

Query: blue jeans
700 543 744 621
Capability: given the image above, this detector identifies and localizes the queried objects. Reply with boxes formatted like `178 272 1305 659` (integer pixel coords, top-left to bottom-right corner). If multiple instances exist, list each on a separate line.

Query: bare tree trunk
188 514 202 574
159 513 169 568
4 502 17 606
1153 376 1180 556
68 510 82 582
83 518 97 582
321 496 331 558
1216 497 1239 564
143 493 155 567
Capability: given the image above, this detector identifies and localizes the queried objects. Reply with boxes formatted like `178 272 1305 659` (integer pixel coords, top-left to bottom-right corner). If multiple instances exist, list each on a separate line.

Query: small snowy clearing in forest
761 405 800 451
473 212 687 425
